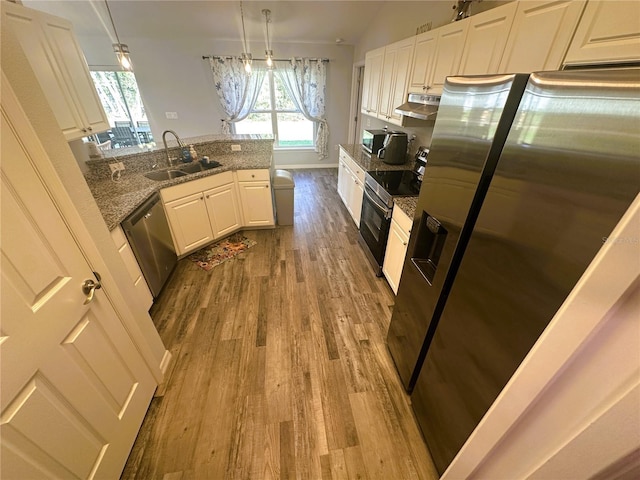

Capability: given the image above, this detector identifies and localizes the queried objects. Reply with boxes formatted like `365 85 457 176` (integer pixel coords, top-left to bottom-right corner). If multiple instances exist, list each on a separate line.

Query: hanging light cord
240 1 249 56
264 10 271 51
104 0 121 45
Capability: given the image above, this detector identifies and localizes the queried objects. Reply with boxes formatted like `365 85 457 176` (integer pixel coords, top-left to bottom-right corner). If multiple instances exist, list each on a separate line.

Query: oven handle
364 185 392 219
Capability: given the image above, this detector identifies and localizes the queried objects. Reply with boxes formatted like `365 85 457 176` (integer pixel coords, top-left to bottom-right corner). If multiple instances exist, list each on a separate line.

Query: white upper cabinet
378 37 415 125
458 2 518 75
564 0 640 66
361 46 385 116
428 21 470 95
2 2 109 140
409 21 469 95
498 0 586 73
408 30 438 93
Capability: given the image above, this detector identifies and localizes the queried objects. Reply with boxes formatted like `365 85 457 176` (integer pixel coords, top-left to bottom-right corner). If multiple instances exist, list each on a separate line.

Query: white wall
77 33 354 168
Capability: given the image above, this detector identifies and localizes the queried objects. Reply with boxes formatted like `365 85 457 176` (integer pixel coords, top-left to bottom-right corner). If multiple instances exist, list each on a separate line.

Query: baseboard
159 349 173 377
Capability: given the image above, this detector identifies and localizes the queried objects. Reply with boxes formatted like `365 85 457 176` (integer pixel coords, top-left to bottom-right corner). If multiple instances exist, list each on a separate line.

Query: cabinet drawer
236 169 270 182
161 170 234 203
340 150 365 184
392 204 413 234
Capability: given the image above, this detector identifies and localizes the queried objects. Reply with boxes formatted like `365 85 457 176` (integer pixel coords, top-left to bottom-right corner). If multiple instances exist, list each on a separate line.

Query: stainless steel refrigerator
387 68 640 475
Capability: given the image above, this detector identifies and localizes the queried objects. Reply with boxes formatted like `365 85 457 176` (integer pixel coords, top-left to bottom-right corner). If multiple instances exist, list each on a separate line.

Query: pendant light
105 0 132 71
240 1 252 74
262 9 273 68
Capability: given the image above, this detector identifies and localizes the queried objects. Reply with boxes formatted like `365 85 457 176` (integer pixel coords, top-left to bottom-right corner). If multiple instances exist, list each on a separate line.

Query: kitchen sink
177 160 221 174
144 160 221 181
144 169 188 181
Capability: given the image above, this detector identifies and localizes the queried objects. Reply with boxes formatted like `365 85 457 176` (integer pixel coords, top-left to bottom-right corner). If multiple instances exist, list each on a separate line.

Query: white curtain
209 57 266 134
275 58 329 158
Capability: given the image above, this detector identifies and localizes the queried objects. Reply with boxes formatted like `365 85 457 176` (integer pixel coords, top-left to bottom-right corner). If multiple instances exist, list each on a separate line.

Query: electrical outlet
109 163 120 173
117 162 125 171
165 112 178 119
366 118 371 127
231 144 241 152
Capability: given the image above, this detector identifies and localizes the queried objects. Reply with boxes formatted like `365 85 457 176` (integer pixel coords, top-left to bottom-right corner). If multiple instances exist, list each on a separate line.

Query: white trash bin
272 169 295 226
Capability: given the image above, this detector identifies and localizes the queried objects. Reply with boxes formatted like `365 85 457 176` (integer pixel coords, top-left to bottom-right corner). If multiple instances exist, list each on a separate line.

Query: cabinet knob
82 128 88 132
265 185 269 188
87 127 93 131
251 174 255 178
402 241 407 246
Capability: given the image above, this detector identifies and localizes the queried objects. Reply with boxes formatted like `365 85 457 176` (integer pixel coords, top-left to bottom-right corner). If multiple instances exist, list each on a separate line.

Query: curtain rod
203 55 329 62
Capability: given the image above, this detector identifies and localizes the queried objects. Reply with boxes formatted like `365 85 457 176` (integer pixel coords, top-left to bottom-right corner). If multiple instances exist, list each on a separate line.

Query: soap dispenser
189 145 198 162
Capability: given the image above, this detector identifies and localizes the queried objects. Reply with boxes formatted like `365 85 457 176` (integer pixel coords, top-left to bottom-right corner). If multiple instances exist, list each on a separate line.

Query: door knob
82 271 102 305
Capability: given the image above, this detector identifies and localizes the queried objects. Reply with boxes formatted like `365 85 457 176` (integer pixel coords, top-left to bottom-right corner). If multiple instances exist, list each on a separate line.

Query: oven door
360 184 393 270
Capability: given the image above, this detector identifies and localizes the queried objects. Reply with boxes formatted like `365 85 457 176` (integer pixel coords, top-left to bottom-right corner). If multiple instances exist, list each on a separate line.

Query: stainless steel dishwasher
122 192 177 298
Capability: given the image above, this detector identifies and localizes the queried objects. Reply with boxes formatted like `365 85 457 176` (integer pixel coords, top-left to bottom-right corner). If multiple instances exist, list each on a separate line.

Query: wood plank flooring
121 169 438 480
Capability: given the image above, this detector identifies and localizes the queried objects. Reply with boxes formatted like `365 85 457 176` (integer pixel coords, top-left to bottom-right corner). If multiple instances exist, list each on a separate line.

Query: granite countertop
86 152 272 230
339 144 418 219
101 133 274 159
339 144 414 172
394 196 418 220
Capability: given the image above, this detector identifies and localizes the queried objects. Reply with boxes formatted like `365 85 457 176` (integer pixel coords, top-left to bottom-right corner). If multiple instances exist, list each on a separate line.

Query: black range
359 147 429 276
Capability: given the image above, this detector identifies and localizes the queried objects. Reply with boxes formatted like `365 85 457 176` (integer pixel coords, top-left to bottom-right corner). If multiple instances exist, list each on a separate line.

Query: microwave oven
362 129 387 155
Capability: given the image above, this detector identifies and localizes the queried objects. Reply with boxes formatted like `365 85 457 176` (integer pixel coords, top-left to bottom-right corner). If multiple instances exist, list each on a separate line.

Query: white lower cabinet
164 192 214 256
110 225 153 310
205 182 243 237
337 147 365 227
161 169 273 256
237 169 275 227
383 205 412 295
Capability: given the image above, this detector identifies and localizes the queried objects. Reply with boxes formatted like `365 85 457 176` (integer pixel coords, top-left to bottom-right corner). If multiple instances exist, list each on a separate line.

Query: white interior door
1 76 156 479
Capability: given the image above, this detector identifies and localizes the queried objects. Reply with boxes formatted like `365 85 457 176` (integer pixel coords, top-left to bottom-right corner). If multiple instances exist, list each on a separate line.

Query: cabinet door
377 45 399 121
383 218 410 295
2 3 85 140
110 226 153 311
498 0 586 73
388 38 415 125
565 0 640 66
348 175 364 227
40 13 109 136
458 2 518 75
379 37 415 124
408 30 438 93
238 181 275 227
204 182 242 238
362 47 385 115
429 21 470 95
337 158 349 205
164 192 214 255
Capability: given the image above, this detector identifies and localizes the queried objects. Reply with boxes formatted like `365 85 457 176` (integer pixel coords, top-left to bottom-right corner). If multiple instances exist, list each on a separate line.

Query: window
235 72 315 148
89 71 153 149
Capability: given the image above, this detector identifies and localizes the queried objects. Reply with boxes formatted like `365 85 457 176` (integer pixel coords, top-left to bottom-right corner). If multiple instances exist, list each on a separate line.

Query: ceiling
22 1 401 45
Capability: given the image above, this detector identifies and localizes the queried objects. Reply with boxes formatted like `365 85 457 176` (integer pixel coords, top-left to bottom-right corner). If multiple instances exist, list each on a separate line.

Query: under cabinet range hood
395 93 441 120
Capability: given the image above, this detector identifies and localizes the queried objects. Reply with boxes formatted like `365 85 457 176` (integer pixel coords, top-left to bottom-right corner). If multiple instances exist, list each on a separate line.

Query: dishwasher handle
123 192 161 228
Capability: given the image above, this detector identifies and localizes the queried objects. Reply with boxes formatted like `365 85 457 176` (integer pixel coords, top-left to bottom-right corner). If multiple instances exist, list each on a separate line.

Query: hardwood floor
122 169 438 480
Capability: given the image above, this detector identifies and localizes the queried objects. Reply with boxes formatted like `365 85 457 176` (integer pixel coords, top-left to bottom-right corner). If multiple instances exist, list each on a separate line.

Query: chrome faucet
162 130 185 167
